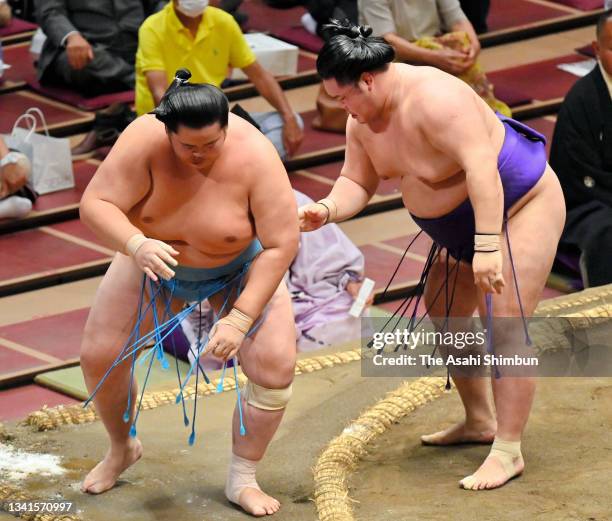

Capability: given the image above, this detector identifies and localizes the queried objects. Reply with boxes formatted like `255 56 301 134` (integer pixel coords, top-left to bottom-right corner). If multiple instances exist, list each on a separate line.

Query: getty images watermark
360 316 612 378
370 327 538 368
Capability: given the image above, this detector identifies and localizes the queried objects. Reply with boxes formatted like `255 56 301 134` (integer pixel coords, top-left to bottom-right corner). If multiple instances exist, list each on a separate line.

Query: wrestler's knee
243 379 293 411
80 331 111 374
250 314 297 386
80 337 107 376
80 321 127 377
252 348 296 390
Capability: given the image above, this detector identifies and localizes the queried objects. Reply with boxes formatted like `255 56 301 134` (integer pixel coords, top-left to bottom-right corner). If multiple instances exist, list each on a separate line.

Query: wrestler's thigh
424 252 478 319
477 165 565 318
80 253 182 367
238 281 297 388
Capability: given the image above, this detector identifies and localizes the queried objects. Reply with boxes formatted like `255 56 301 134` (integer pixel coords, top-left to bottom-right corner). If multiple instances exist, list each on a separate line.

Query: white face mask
176 0 209 17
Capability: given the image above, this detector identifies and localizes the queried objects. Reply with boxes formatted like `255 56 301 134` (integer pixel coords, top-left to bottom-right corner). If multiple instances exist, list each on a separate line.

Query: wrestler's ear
361 72 375 91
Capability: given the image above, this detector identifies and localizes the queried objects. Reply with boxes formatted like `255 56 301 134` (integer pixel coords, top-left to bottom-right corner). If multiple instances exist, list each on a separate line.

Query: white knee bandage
225 452 261 505
243 380 292 411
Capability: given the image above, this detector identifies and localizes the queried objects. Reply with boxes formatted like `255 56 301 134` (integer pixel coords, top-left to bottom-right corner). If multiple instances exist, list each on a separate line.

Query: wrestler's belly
402 163 554 221
163 238 256 268
401 172 470 218
400 120 543 219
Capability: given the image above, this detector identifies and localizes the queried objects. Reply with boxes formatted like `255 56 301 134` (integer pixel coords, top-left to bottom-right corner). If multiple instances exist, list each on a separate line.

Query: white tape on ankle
225 453 261 505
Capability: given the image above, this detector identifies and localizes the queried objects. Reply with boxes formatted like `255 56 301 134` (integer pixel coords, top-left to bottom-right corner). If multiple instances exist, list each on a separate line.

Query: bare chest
362 125 461 182
127 164 254 254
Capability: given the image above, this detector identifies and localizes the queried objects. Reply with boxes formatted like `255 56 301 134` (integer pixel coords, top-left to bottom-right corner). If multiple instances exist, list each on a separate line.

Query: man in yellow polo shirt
135 0 303 159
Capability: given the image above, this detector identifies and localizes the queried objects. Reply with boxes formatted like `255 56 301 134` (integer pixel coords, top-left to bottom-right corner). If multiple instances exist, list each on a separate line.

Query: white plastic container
231 33 298 80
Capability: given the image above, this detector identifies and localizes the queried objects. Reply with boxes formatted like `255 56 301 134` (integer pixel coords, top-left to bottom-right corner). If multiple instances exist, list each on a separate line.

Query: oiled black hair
596 8 612 40
152 69 229 132
316 19 395 85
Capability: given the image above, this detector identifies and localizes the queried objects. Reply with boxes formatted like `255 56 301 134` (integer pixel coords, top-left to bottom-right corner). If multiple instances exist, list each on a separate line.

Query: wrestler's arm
418 85 503 234
324 120 379 221
233 142 300 319
79 117 152 253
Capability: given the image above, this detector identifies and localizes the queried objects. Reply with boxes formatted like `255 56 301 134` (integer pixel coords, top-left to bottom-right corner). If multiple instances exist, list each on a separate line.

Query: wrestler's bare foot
420 419 496 446
81 437 143 494
459 452 524 490
232 487 281 517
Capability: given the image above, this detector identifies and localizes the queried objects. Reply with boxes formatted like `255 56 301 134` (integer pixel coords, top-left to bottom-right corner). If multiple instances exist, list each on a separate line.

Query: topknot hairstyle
152 68 229 132
317 19 395 85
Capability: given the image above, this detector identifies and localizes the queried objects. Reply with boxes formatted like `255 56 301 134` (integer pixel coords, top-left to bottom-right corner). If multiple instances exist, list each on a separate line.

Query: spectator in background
358 0 510 115
550 9 612 287
211 0 248 27
35 0 165 154
287 190 371 351
0 0 11 27
0 136 36 220
459 0 490 34
136 0 304 160
301 0 358 38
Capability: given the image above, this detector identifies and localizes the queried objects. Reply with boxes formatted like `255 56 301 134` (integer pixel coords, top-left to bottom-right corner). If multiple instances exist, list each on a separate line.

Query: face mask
176 0 209 17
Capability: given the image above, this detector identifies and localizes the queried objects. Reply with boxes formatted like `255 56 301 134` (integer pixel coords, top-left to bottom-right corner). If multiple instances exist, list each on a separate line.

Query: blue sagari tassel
84 259 260 446
83 263 250 445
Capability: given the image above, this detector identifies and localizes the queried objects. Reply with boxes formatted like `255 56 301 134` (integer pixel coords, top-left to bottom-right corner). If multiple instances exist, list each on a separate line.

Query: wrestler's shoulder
226 113 279 161
346 116 366 140
411 69 472 106
120 114 167 149
404 70 474 124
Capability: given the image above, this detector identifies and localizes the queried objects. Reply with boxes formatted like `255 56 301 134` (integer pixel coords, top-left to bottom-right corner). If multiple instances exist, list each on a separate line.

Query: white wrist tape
474 234 501 253
316 197 338 224
217 307 254 335
125 233 149 256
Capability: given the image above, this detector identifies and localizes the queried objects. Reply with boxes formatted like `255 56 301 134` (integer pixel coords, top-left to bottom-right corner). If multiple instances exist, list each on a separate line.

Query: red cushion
299 110 346 155
0 17 37 38
487 0 570 33
0 91 90 134
547 0 603 10
576 44 596 58
1 43 37 85
488 54 586 102
242 0 305 32
493 84 533 107
273 27 323 53
28 80 134 111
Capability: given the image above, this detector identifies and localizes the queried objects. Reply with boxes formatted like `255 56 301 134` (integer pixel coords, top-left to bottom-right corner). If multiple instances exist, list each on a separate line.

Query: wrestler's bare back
349 63 508 218
87 113 286 268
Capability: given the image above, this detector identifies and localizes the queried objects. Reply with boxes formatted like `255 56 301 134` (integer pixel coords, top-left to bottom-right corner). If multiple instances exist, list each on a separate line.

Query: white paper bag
9 107 74 195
